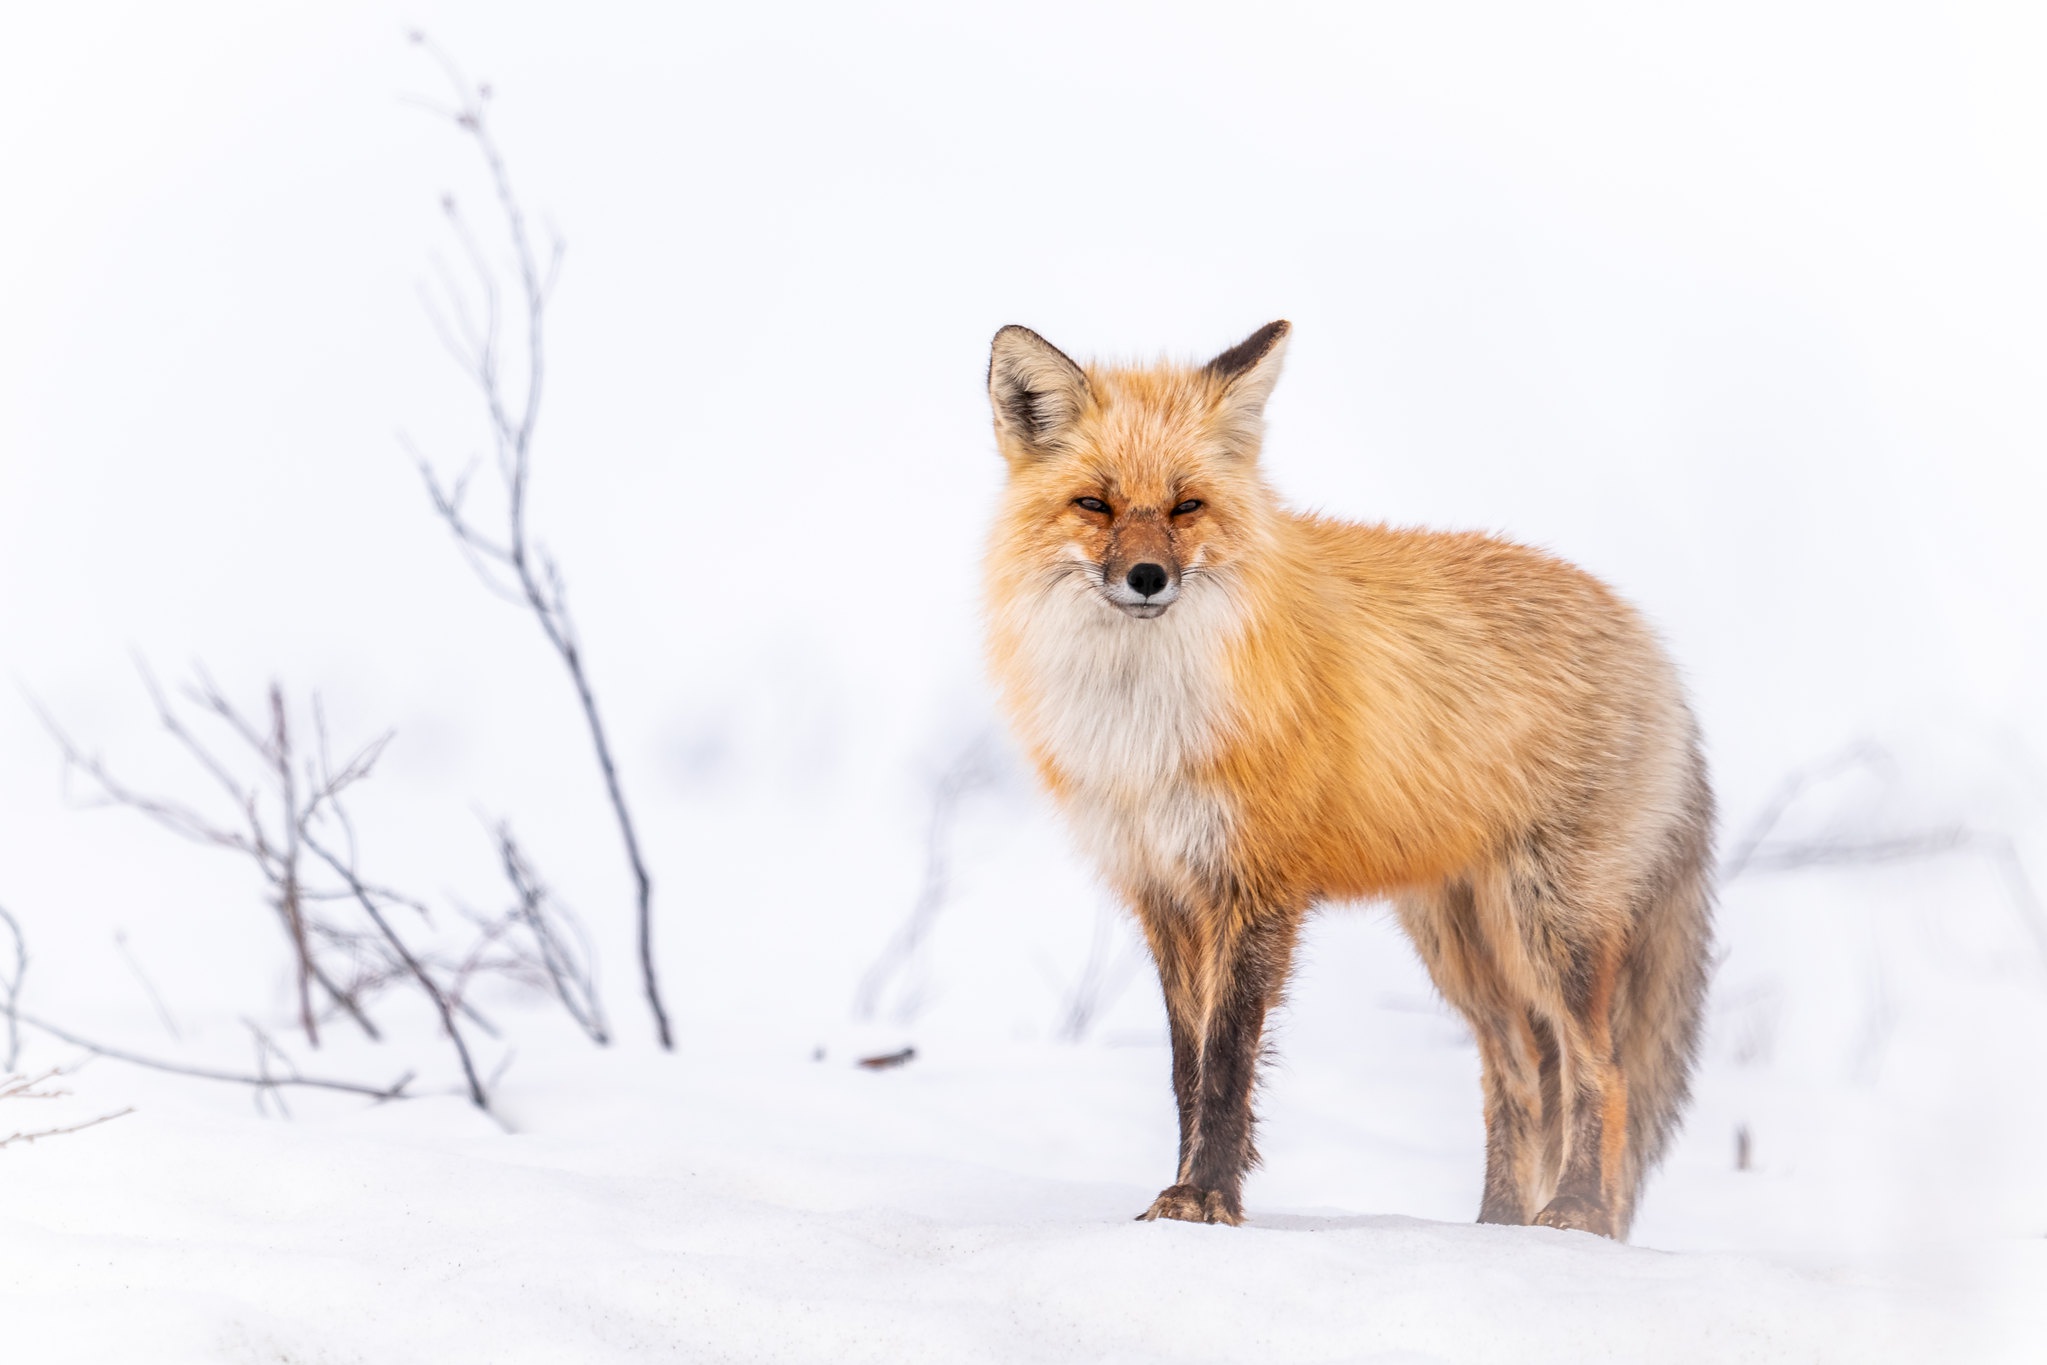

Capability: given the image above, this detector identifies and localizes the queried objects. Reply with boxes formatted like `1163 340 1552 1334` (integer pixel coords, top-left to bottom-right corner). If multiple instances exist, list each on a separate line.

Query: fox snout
1104 556 1178 618
1096 508 1182 617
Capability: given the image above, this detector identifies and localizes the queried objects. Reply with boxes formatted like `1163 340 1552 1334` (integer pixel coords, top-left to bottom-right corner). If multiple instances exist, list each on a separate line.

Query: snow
0 1030 2008 1364
3 1 2046 1360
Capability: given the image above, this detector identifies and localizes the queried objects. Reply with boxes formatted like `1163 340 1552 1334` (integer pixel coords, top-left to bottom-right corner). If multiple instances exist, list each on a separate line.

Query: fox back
983 321 1713 1238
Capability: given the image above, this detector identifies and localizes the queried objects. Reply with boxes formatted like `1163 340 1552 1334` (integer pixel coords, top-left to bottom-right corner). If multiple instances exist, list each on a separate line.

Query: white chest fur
1002 573 1241 891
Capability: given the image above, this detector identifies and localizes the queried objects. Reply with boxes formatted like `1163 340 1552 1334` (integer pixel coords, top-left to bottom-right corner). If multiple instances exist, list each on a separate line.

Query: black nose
1126 563 1169 598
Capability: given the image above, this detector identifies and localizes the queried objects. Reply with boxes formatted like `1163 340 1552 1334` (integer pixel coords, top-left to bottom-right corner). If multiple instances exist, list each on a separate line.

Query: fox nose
1126 563 1169 598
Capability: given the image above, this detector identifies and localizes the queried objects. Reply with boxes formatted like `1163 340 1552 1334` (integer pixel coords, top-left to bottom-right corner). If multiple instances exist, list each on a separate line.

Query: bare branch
408 38 670 1048
1724 740 2047 971
1055 905 1143 1044
243 1017 294 1119
0 1068 67 1103
271 686 317 1045
492 821 609 1044
18 1014 415 1101
113 931 182 1043
405 437 532 608
1 1093 134 1150
0 904 24 1072
29 690 261 859
1719 740 1892 882
856 737 998 1022
300 828 489 1110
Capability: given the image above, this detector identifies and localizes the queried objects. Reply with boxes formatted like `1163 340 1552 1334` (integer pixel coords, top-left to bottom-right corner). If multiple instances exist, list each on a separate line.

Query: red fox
983 321 1713 1239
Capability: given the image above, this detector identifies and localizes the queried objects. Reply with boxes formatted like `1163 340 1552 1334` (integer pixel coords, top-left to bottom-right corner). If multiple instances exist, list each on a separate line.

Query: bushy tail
1614 737 1716 1236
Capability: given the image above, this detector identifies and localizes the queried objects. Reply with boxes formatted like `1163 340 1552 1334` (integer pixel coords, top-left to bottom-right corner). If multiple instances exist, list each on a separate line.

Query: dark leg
1532 948 1627 1238
1397 883 1553 1226
1140 905 1300 1225
1131 895 1208 1182
1532 1011 1564 1205
1472 1010 1553 1225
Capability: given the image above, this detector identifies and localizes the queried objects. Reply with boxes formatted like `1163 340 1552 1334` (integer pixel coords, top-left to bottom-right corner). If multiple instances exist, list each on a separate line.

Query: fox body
983 321 1713 1238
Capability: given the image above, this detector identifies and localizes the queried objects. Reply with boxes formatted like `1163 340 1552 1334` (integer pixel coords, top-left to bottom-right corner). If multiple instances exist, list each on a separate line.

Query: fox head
984 321 1290 621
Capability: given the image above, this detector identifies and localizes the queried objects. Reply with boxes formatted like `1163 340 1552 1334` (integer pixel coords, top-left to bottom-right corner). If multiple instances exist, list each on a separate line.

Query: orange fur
983 321 1714 1237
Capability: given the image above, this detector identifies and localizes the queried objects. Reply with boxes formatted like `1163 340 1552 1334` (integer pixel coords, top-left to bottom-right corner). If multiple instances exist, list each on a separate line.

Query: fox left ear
1205 320 1291 441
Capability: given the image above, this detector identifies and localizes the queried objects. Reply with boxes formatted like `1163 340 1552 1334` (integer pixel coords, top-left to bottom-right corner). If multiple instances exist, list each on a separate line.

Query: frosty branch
32 664 611 1111
31 665 381 1049
404 33 672 1051
0 1068 132 1151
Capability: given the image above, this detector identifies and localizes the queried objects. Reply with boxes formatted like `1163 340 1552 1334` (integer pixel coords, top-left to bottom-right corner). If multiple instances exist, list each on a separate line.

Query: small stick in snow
857 1047 917 1071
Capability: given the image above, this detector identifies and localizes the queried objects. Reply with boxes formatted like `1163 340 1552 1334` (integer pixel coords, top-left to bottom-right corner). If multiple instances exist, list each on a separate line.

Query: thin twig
0 903 24 1071
243 1016 294 1119
1 1108 135 1150
408 33 670 1048
855 737 997 1021
0 1068 67 1103
1719 741 1892 882
18 1013 414 1101
493 820 609 1044
1055 905 1143 1044
1724 741 2047 970
302 829 489 1110
268 685 317 1046
113 931 182 1042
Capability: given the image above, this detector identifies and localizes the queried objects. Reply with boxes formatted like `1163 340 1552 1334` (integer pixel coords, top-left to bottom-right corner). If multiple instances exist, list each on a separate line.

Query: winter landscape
2 4 2044 1361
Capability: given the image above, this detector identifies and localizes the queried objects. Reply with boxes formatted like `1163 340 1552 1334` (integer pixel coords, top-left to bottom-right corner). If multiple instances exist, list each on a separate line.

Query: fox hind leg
1397 883 1557 1225
1531 951 1628 1238
1496 834 1634 1239
1473 1008 1564 1224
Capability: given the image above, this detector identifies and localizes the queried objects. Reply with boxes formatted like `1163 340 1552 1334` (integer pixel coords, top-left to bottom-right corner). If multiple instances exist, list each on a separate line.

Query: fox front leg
1137 903 1300 1226
1131 892 1208 1215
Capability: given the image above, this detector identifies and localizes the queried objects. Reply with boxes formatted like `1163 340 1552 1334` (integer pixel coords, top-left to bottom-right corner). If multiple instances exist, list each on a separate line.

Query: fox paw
1137 1184 1243 1226
1531 1193 1617 1239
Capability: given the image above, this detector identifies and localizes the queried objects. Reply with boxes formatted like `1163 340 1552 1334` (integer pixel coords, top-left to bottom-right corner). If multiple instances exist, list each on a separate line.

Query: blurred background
2 0 2043 1259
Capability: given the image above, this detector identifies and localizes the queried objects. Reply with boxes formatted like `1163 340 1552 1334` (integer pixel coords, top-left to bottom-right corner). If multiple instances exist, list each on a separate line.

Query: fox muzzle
1105 559 1179 617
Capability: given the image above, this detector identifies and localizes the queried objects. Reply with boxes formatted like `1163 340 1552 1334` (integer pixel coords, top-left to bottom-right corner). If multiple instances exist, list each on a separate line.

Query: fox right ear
988 325 1090 459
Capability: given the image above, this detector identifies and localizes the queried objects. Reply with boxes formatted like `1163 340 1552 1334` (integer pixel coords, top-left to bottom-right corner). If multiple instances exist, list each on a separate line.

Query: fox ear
989 325 1091 459
1205 320 1291 441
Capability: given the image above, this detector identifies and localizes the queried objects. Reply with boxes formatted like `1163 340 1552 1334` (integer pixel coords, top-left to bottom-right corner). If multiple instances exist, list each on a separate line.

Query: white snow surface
3 2 2046 1361
0 1037 2018 1365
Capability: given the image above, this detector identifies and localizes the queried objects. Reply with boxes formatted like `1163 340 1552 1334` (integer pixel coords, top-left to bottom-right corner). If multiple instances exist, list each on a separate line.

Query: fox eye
1171 499 1204 516
1074 497 1111 514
